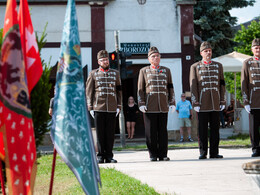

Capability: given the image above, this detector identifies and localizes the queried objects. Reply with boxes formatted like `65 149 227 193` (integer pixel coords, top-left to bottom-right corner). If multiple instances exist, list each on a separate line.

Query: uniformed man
241 38 260 157
138 46 175 161
190 42 226 160
86 50 122 163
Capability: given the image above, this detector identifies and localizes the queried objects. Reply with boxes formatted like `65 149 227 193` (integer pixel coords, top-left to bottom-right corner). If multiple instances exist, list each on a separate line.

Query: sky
230 0 260 25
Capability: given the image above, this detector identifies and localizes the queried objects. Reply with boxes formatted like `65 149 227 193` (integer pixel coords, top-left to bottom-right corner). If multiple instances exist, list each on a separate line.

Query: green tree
224 72 242 101
224 19 260 102
194 0 255 60
32 24 52 148
0 25 52 148
234 20 260 55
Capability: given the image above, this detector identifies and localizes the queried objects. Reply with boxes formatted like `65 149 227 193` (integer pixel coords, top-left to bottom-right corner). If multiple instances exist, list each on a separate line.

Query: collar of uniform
202 60 212 65
150 65 160 70
254 56 260 61
99 67 109 72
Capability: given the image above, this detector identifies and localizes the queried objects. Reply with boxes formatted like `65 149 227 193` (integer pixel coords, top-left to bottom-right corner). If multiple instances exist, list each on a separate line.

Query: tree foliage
194 0 255 60
224 72 242 101
234 20 260 55
224 19 260 102
32 24 52 148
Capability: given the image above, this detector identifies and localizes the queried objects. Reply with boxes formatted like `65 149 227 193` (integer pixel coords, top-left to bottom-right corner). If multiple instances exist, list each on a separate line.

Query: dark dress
125 104 139 122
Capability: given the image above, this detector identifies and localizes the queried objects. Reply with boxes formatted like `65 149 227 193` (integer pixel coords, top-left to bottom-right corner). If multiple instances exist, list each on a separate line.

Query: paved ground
100 148 260 195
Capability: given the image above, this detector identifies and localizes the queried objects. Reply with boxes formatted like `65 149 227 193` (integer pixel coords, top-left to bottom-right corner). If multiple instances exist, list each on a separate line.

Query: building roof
212 51 251 72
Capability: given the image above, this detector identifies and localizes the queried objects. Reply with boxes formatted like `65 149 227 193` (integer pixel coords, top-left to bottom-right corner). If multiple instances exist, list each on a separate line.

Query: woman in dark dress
125 96 139 139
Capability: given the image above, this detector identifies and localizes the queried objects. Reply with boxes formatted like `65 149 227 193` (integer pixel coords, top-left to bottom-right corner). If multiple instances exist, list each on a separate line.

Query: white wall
0 5 91 42
105 0 181 53
1 1 183 130
1 4 92 71
105 0 182 130
41 47 92 71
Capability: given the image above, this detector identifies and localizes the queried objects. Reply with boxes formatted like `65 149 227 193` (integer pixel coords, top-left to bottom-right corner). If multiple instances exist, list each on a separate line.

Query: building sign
120 43 150 54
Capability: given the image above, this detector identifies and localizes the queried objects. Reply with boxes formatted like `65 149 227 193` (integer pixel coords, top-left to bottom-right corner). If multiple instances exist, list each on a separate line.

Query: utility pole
114 30 126 147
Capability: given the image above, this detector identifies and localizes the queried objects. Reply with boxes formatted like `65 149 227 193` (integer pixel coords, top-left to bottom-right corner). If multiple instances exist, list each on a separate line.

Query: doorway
116 64 147 138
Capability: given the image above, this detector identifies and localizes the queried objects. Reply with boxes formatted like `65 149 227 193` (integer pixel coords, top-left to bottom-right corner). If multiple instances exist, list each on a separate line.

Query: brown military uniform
137 65 175 112
190 60 226 111
241 56 260 155
86 68 122 112
241 57 260 109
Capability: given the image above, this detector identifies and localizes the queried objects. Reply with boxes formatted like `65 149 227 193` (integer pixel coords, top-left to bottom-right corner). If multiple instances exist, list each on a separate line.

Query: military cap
148 46 160 57
97 50 108 60
200 41 212 52
252 38 260 47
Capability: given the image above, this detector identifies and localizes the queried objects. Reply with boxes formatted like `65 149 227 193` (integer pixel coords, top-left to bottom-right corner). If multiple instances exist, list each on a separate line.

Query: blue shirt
176 100 192 118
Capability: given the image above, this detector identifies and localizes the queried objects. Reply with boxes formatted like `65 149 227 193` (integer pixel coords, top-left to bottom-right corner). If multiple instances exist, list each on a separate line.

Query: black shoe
105 158 117 163
210 154 223 159
251 152 260 157
97 158 104 164
150 157 157 161
159 157 170 161
199 155 207 159
179 138 184 142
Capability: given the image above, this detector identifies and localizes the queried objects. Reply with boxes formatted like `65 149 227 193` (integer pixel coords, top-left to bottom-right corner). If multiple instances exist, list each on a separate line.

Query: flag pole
0 161 6 195
49 147 57 195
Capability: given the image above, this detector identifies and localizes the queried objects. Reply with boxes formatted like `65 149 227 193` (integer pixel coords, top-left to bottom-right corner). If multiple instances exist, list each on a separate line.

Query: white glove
139 106 147 113
90 110 94 118
116 108 120 117
245 105 251 113
194 106 200 112
220 105 225 111
169 105 176 113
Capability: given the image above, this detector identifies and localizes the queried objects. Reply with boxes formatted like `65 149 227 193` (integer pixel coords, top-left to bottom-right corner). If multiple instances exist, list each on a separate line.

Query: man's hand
90 110 94 118
116 108 120 117
245 105 251 114
139 106 147 113
169 105 176 113
194 106 200 112
220 105 225 111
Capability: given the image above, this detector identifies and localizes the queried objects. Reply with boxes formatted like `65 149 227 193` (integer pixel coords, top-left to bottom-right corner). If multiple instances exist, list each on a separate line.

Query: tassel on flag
18 0 43 94
51 0 101 194
0 0 37 194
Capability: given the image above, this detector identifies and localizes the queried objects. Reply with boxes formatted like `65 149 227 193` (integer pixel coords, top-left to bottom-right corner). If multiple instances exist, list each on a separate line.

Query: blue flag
51 0 100 194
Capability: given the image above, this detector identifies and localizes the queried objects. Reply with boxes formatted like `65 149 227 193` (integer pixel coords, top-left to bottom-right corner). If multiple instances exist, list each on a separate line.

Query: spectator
49 86 55 116
176 93 193 142
125 96 139 139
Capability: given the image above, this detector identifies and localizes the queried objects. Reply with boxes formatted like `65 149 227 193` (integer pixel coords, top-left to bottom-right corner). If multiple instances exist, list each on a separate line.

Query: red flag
0 0 37 194
18 0 43 94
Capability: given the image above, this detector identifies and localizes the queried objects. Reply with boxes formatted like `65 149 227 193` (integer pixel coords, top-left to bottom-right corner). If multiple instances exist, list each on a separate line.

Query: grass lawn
34 133 250 194
114 133 251 151
34 155 159 195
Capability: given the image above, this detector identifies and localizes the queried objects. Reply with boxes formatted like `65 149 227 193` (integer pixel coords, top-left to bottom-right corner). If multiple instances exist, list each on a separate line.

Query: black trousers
250 109 260 153
198 111 220 156
143 113 168 159
94 112 116 160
